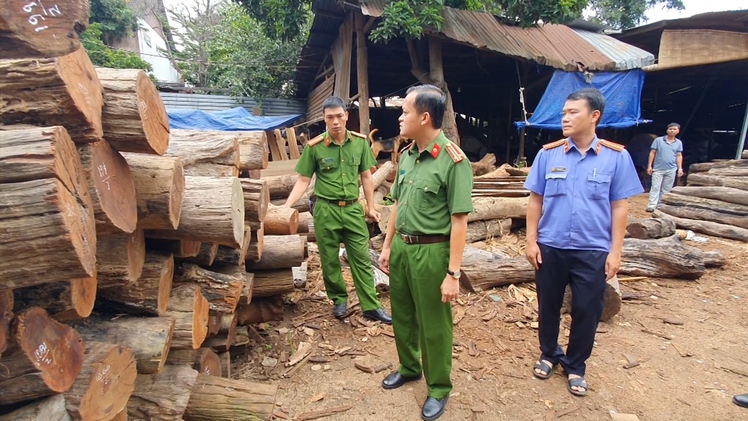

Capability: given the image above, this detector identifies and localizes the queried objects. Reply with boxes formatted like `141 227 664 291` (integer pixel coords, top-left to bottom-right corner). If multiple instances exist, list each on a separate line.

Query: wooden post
355 12 370 135
274 129 289 160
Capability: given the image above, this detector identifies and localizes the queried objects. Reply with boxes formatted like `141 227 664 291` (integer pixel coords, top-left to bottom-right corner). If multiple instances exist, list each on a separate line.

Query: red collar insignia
430 143 441 158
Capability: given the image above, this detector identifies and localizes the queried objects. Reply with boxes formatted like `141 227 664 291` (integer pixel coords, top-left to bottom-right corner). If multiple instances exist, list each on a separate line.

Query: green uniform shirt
295 130 378 201
391 131 474 236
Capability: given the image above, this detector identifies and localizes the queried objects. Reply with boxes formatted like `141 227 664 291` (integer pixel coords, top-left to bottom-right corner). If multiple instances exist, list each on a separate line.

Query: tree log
166 130 240 177
166 348 221 377
214 226 251 266
687 173 748 191
235 297 284 325
69 316 175 375
78 140 138 233
263 203 299 235
97 251 174 316
184 242 219 266
146 238 201 258
689 159 748 173
0 179 96 288
0 48 103 143
358 161 394 203
207 312 222 336
0 289 13 357
246 235 305 270
297 211 311 235
563 276 622 322
63 342 137 421
174 263 244 314
466 218 512 243
0 307 84 405
166 285 209 350
670 186 748 206
653 209 748 242
96 68 169 155
626 218 676 239
658 199 748 229
184 374 277 421
218 351 231 378
468 196 528 222
127 365 199 421
12 275 96 321
263 173 299 199
111 410 127 421
237 131 268 171
707 167 748 177
620 236 705 279
97 230 145 284
240 179 269 223
122 153 184 230
247 224 264 263
0 394 71 421
251 269 295 298
239 272 254 306
271 193 311 212
147 176 245 248
460 249 535 293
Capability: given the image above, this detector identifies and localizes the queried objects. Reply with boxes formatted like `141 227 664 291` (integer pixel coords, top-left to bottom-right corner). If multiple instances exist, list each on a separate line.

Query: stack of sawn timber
0 13 281 419
652 158 748 242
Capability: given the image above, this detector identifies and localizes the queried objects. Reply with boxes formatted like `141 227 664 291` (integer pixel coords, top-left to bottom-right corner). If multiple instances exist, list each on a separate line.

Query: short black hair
667 122 681 129
322 96 346 113
567 88 605 124
406 84 446 129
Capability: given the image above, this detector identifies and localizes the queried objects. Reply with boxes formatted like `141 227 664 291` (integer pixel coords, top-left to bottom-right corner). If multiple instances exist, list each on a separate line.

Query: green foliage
234 0 312 41
80 23 153 72
589 0 685 29
89 0 139 43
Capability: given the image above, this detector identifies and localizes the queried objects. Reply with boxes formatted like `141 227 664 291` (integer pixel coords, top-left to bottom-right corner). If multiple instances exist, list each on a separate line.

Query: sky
644 0 746 23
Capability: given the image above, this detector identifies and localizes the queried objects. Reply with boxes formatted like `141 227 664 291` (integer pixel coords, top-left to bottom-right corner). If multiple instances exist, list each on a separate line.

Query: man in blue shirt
646 123 684 212
524 88 644 397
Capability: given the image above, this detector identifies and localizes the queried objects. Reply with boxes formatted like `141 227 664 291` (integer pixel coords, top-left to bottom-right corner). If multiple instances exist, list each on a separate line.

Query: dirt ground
234 193 748 421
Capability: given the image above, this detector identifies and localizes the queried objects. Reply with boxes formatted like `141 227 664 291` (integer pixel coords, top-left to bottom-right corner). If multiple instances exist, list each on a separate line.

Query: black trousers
535 243 607 377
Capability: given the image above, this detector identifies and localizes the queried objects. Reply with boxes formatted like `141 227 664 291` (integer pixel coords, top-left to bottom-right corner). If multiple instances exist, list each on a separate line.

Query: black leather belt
397 231 450 245
318 197 358 207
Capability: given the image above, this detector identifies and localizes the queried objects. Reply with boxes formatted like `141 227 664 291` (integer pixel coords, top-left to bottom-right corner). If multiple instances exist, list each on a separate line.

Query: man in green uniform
284 96 391 324
379 85 473 421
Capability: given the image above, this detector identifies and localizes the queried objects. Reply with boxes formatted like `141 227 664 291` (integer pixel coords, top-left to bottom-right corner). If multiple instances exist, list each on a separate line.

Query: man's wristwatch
447 269 461 279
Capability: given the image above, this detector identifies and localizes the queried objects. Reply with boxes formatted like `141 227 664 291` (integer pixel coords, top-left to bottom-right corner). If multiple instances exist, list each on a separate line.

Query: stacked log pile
0 26 281 419
654 158 748 242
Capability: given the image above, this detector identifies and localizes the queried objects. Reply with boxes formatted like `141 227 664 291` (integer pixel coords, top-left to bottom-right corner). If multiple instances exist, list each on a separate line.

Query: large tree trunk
97 230 146 284
147 176 245 248
251 269 295 298
241 179 269 223
0 394 71 421
466 218 512 243
0 179 96 288
707 167 748 177
12 275 96 321
658 196 748 229
0 307 85 405
166 348 222 377
0 1 88 59
620 236 705 279
166 130 240 177
122 153 185 230
174 263 244 314
237 131 268 171
0 48 103 143
0 289 13 357
626 217 676 239
166 285 209 350
69 316 175 375
96 68 170 155
653 209 748 242
247 235 306 270
63 342 137 421
670 186 748 206
460 249 535 293
127 365 199 421
687 173 748 191
78 140 138 233
235 297 284 325
184 374 277 421
689 159 748 173
263 204 299 235
97 251 174 316
468 196 528 222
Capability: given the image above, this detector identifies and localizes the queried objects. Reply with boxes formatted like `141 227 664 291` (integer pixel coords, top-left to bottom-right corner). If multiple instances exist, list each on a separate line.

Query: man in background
646 123 684 212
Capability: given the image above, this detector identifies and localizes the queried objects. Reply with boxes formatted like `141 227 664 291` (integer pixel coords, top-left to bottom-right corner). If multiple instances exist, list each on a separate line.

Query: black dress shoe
363 308 392 324
422 396 448 421
382 371 422 389
333 303 347 319
734 394 748 408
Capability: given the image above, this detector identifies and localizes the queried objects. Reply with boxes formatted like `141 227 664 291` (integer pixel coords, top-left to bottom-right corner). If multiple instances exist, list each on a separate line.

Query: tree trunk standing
184 374 278 421
166 130 240 178
652 209 748 242
96 68 170 155
263 204 299 235
0 394 72 421
97 251 174 316
237 131 268 171
0 48 104 143
355 12 370 135
247 235 307 271
127 365 199 421
63 342 137 421
174 263 244 314
0 307 85 405
166 285 209 350
0 179 96 287
77 140 138 233
0 289 13 357
12 275 96 321
428 37 459 143
121 153 185 230
70 316 174 375
97 230 146 284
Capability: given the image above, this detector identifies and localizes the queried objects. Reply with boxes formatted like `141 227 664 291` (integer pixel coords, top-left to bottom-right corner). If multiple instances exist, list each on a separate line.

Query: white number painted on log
138 100 148 120
22 2 61 32
97 163 112 191
77 83 92 106
96 364 112 384
34 342 53 365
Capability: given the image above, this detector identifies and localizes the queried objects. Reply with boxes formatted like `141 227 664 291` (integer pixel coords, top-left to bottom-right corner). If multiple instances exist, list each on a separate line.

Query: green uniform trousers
390 235 453 399
313 200 381 312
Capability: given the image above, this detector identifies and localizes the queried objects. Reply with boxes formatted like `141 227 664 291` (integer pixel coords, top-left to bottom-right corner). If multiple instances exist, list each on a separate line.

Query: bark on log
78 140 138 233
263 204 299 235
147 176 245 248
652 209 748 242
468 196 529 222
218 351 231 378
688 248 726 268
0 1 88 59
263 173 299 199
246 235 306 270
670 186 748 206
466 218 512 243
184 242 219 266
271 194 311 212
239 272 254 306
0 179 96 287
122 153 184 230
658 197 748 229
626 218 676 239
689 159 748 173
146 238 201 258
237 131 268 171
297 211 311 235
12 276 96 321
0 48 103 143
174 263 243 314
0 307 84 405
0 394 71 421
563 277 622 322
166 130 240 177
0 289 13 357
184 374 277 421
213 226 251 266
247 224 264 263
111 410 127 421
97 229 145 284
358 161 394 203
63 342 137 421
97 251 174 316
96 68 169 155
687 173 748 191
166 285 209 350
620 236 705 279
207 312 221 336
251 269 295 298
167 348 221 377
240 179 269 223
460 249 535 293
235 297 284 325
69 316 175 375
127 365 199 421
707 167 748 177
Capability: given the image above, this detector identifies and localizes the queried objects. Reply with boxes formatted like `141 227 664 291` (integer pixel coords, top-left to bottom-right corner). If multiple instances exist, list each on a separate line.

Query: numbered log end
97 251 174 316
122 153 185 230
264 204 299 235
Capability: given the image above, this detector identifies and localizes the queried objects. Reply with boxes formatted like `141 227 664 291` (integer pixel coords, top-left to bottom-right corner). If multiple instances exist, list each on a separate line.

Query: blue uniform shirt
651 136 683 171
524 137 644 252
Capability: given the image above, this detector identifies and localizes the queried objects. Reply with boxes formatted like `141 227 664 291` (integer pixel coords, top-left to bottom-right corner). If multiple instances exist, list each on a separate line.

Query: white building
135 18 180 83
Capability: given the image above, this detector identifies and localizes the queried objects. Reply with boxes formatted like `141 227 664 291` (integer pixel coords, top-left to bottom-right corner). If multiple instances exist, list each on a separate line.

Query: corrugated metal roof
572 29 655 70
161 93 306 116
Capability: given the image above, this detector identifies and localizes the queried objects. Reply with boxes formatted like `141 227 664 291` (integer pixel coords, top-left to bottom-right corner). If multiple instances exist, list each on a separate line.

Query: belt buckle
337 200 347 207
401 233 417 244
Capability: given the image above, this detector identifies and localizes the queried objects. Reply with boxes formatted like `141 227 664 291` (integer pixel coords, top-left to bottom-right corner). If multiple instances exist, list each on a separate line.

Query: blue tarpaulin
515 70 650 130
168 107 302 131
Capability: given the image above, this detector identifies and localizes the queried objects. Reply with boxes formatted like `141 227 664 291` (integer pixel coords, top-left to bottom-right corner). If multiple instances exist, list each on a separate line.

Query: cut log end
0 3 89 59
